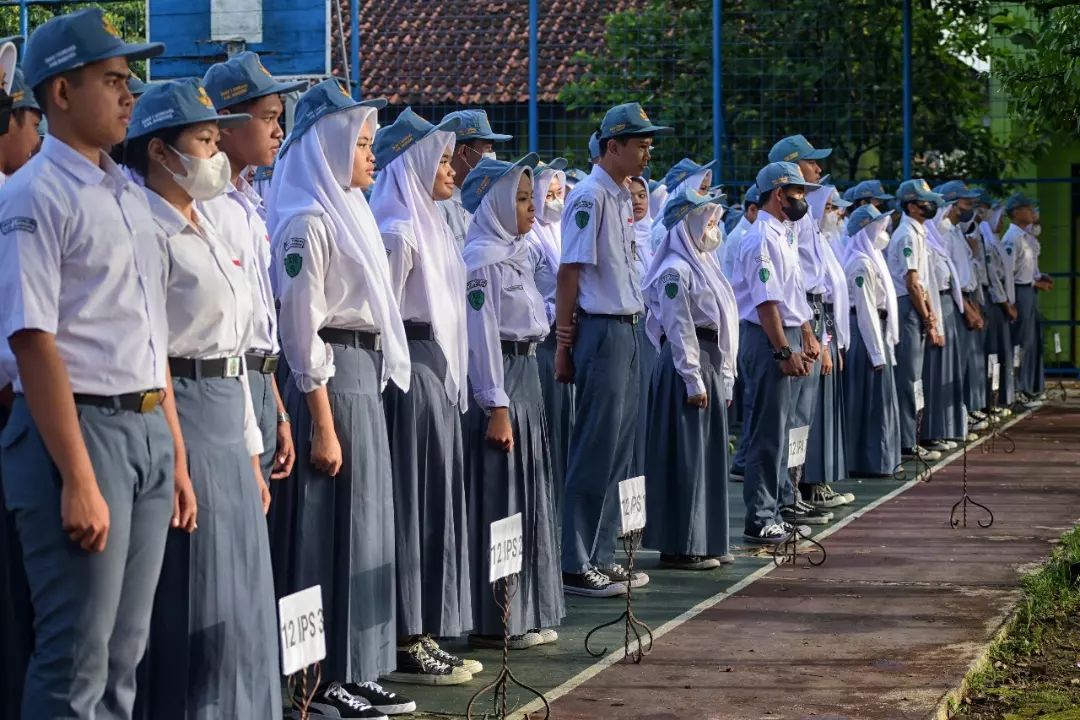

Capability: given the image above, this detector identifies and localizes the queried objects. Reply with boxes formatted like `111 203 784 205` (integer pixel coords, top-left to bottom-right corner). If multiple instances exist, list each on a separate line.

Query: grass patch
954 526 1080 719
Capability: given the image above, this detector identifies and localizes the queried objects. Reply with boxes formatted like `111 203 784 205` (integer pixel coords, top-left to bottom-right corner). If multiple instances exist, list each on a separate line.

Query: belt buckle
224 356 242 378
373 336 382 352
630 314 640 325
139 390 162 414
526 342 537 357
261 356 279 374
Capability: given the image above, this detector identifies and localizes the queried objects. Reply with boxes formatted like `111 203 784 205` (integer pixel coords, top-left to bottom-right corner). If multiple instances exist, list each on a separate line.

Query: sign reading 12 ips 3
149 0 329 79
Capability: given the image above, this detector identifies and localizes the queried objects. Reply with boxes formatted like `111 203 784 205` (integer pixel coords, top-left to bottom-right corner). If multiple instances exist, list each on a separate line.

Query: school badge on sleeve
574 210 589 229
758 268 771 283
902 247 913 258
664 282 678 299
283 253 303 278
855 276 865 288
467 278 487 310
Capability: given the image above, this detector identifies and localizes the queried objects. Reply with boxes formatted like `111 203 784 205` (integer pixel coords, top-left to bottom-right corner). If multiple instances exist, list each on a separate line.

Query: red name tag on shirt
233 259 242 267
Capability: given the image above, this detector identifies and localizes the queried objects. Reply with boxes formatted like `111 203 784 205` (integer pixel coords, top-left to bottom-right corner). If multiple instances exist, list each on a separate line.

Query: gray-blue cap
127 75 148 96
461 153 539 215
565 168 588 185
127 78 251 140
935 180 982 204
599 102 672 139
537 156 568 173
588 131 600 159
662 186 725 230
442 109 511 143
374 107 462 170
1004 192 1035 214
662 158 719 191
754 161 821 195
846 204 892 237
895 178 944 206
10 68 40 112
22 8 164 90
864 179 894 200
724 209 744 234
744 184 761 206
280 79 386 158
767 134 831 164
828 188 852 209
202 51 306 111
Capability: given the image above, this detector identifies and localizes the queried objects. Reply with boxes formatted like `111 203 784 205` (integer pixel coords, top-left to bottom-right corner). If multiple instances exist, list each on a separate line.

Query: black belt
403 321 435 340
578 310 641 325
806 293 824 304
939 289 952 296
1015 282 1033 287
318 327 381 350
850 308 889 321
696 327 719 344
501 340 538 356
823 302 835 314
245 352 279 374
73 389 165 414
169 356 244 380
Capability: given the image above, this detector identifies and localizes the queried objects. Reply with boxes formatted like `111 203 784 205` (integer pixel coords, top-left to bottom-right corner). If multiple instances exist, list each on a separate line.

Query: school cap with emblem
846 180 883 202
537 156 568 173
279 78 386 157
754 161 821 195
10 69 39 112
934 180 982 204
374 106 461 170
767 134 831 164
661 158 719 191
599 102 672 140
846 204 892 237
127 78 251 140
460 153 539 215
827 187 852 209
743 184 761 207
442 109 511 143
565 168 587 185
202 51 306 110
22 8 164 90
895 178 944 205
865 179 894 200
1004 192 1036 213
662 187 725 230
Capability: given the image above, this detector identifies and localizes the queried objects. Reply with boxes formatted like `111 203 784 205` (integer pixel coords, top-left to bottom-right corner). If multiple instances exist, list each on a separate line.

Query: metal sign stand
1050 334 1068 402
893 404 931 483
286 663 322 720
466 574 549 720
772 465 827 567
981 381 1015 455
950 434 994 529
584 529 654 663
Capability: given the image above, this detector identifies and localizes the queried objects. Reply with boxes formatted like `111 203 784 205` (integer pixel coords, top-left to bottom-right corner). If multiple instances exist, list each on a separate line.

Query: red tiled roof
331 1 650 104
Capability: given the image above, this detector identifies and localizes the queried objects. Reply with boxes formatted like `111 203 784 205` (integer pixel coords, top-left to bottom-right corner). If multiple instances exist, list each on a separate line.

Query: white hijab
927 208 965 311
643 204 739 381
631 176 655 273
843 215 899 358
529 166 564 274
461 166 531 273
648 183 668 220
979 207 1013 304
807 185 851 349
266 105 411 393
369 128 470 407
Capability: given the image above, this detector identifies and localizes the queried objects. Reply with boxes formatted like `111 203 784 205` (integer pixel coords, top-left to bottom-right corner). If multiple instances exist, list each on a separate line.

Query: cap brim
359 97 388 110
543 157 568 171
110 41 166 64
787 180 822 190
213 112 253 129
472 132 512 142
434 115 463 134
242 79 308 102
804 147 832 160
873 192 895 200
832 197 853 208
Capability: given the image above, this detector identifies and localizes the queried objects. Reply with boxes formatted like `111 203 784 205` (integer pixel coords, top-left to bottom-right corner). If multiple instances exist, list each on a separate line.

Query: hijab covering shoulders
843 215 899 359
807 184 851 348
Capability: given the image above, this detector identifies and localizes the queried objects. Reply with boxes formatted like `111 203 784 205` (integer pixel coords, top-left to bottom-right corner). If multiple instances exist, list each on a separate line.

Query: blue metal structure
902 0 912 178
528 0 538 154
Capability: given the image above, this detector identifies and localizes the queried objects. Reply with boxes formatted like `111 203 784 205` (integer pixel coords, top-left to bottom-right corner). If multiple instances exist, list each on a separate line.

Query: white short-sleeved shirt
847 257 891 366
465 258 549 409
1001 224 1040 285
795 212 828 295
559 165 644 316
201 176 279 355
732 210 812 327
886 214 929 297
526 239 557 325
438 188 472 250
0 136 169 395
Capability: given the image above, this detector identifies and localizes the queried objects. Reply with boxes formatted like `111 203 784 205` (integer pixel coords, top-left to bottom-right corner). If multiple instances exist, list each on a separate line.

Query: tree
559 0 1041 185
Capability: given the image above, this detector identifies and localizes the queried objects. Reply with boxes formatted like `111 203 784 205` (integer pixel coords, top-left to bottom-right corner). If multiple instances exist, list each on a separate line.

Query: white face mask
873 228 890 250
1030 223 1042 237
163 147 231 201
696 224 722 253
543 198 563 224
821 211 842 236
482 151 497 162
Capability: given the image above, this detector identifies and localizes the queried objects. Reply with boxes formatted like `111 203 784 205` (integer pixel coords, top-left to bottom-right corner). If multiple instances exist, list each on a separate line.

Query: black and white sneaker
314 682 388 719
744 522 796 545
563 568 628 597
599 562 650 588
342 681 416 716
802 484 851 508
382 640 471 686
782 501 832 525
419 635 483 674
659 553 721 570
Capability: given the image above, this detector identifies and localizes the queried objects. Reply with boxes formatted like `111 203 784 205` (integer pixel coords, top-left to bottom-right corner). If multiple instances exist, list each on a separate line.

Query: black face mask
957 207 974 223
916 201 938 219
781 191 809 222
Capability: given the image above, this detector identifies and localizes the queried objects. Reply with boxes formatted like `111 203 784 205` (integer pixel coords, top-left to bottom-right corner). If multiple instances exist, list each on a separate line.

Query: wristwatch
773 346 793 361
277 411 291 425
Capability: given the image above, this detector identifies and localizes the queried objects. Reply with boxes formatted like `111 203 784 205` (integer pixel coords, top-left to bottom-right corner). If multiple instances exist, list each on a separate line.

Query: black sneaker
743 522 796 545
659 553 721 570
342 681 417 715
314 682 388 719
782 501 832 525
598 562 650 588
562 568 628 597
382 640 471 686
419 635 483 674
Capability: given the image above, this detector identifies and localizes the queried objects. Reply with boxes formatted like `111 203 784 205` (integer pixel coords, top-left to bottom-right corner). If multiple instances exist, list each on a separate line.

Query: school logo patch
758 268 771 284
468 289 485 310
902 247 913 258
574 210 590 229
855 276 865 288
196 86 214 109
664 282 678 299
102 16 121 38
0 217 36 235
283 253 303 278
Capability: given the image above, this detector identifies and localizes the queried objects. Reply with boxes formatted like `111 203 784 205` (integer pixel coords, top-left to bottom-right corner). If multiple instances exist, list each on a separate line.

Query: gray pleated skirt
962 301 987 412
140 376 281 720
1014 284 1044 394
535 332 575 526
923 296 967 440
844 311 901 475
983 302 1015 406
643 338 731 558
277 344 396 682
632 320 659 476
384 338 472 638
804 305 847 485
0 403 32 718
464 354 564 636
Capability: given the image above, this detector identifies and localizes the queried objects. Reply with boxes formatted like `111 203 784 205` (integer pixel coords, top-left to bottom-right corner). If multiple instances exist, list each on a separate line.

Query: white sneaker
905 445 942 461
563 568 628 598
599 562 650 589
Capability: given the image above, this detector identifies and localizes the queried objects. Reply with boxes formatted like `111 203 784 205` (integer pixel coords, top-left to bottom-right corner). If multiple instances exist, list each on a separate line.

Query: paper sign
278 585 326 676
618 476 647 534
489 513 523 583
914 379 925 412
1014 345 1022 369
987 354 997 377
787 425 811 469
1054 333 1062 355
992 363 1001 392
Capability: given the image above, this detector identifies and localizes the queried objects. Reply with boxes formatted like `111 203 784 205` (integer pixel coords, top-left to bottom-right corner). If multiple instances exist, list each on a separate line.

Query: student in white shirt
124 77 281 720
1001 193 1050 399
370 108 479 684
642 187 738 570
980 203 1017 408
460 154 564 651
841 206 901 476
0 11 185 719
438 109 512 249
0 68 42 180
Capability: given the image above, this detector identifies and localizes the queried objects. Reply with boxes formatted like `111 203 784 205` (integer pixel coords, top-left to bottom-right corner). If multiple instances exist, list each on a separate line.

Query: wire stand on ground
894 407 932 482
583 530 653 663
466 574 549 720
773 465 827 567
981 385 1015 455
286 662 321 720
950 435 994 529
